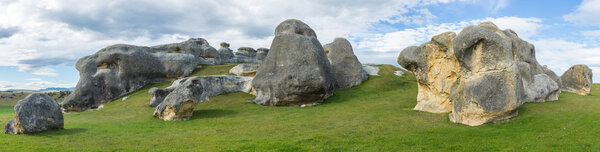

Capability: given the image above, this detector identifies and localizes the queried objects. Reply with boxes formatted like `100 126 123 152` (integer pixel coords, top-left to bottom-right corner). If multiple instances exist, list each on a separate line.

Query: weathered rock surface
154 75 252 121
148 78 187 107
397 32 459 113
449 22 526 126
218 42 235 61
560 64 593 95
5 93 63 134
323 38 367 89
62 39 207 112
251 19 336 106
256 48 269 60
229 64 260 77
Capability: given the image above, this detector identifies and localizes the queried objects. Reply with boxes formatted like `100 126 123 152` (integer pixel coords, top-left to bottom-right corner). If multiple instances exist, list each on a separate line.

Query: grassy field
1 63 599 151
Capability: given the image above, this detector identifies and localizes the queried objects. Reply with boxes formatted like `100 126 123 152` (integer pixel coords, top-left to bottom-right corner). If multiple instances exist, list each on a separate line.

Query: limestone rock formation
323 37 367 89
153 38 221 65
256 48 269 60
450 22 526 126
218 42 235 61
154 75 252 121
5 93 63 134
397 32 459 113
251 19 336 106
560 64 593 95
148 78 187 107
61 39 207 112
229 64 260 77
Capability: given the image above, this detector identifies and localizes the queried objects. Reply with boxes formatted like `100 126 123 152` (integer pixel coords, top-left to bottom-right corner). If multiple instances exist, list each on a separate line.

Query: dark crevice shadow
27 128 87 136
190 109 237 120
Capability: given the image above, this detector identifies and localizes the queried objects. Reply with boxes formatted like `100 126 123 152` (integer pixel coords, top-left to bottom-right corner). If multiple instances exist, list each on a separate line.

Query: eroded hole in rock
97 62 117 69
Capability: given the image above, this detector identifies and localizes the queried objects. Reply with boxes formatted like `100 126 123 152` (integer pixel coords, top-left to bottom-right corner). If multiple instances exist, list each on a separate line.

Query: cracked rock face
251 19 336 106
397 32 459 113
153 75 252 121
560 64 593 95
61 39 210 113
324 37 367 89
5 93 63 134
450 22 527 126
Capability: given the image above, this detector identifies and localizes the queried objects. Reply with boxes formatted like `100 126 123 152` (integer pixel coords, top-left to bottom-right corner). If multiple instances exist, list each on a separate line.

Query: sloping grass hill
0 63 599 151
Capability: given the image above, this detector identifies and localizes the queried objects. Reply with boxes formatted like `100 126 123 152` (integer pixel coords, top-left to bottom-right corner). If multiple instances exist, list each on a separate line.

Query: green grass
1 64 599 151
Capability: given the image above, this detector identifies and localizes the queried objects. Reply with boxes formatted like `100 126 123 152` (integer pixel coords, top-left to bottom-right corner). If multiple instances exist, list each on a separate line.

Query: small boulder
154 75 252 121
236 47 257 57
560 64 593 95
5 93 63 134
251 19 336 106
218 42 235 61
229 64 260 77
323 37 367 89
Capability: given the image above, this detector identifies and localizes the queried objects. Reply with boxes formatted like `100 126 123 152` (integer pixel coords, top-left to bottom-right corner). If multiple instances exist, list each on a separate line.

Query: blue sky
0 0 599 90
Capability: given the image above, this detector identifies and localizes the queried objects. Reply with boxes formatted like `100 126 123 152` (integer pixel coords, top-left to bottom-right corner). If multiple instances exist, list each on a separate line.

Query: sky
0 0 599 90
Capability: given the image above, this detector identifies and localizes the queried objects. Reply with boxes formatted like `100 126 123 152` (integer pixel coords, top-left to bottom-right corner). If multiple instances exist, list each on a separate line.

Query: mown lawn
0 63 599 151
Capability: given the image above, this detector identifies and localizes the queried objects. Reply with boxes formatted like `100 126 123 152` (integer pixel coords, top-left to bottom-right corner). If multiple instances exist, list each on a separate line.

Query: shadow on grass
191 109 237 120
28 128 87 136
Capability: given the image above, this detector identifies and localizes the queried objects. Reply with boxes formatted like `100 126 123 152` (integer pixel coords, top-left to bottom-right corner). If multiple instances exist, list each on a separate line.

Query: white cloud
533 39 600 83
564 0 600 26
0 0 465 78
355 17 543 64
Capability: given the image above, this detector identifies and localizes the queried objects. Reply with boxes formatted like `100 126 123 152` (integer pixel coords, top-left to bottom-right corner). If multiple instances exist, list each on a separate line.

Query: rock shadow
191 109 237 120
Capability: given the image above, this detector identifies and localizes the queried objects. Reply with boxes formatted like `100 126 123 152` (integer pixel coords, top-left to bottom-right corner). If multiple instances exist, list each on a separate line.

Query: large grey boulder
397 32 459 113
218 42 235 61
560 64 593 95
500 24 560 102
323 37 367 89
5 93 63 134
450 23 526 126
251 19 336 106
229 64 260 77
61 39 206 112
154 75 252 121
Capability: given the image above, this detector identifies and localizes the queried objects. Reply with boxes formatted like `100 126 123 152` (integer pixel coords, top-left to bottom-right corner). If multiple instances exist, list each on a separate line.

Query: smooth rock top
252 19 335 106
560 64 593 95
229 64 260 77
323 37 367 89
274 19 317 37
5 93 63 134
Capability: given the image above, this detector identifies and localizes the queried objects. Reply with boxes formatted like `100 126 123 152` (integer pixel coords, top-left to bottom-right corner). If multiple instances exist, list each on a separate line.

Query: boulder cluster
398 22 593 126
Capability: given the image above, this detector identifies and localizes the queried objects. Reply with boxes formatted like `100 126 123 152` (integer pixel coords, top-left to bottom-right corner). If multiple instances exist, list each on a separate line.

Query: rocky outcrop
397 22 564 126
5 93 63 134
61 39 209 112
229 64 260 77
256 48 269 60
218 42 235 61
153 75 252 121
397 32 459 113
450 22 527 126
323 38 367 89
560 64 593 95
148 78 187 107
251 19 336 106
